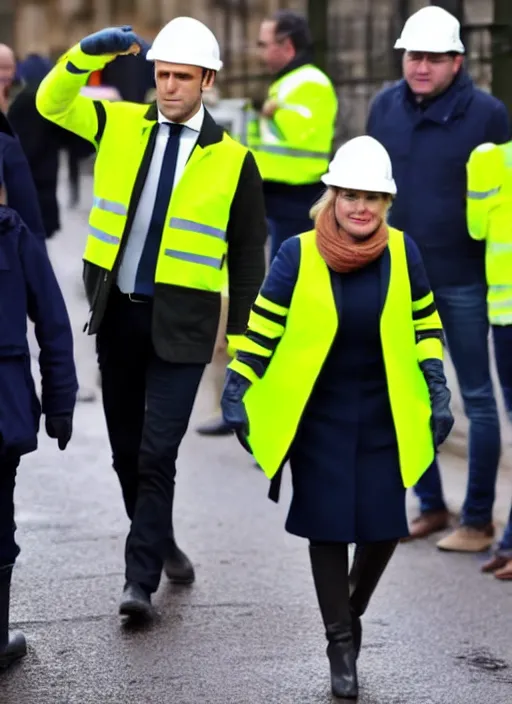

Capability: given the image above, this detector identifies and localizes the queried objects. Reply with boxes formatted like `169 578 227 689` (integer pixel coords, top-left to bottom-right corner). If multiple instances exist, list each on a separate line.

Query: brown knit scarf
315 204 389 273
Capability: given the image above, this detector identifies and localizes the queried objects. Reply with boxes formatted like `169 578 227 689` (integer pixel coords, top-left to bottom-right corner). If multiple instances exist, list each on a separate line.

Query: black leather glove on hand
45 415 73 451
420 359 454 448
221 370 252 451
80 26 142 56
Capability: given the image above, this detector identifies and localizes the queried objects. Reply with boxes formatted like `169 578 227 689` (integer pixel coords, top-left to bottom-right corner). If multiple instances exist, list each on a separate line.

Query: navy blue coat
258 234 432 543
0 113 46 241
367 71 510 289
0 207 77 456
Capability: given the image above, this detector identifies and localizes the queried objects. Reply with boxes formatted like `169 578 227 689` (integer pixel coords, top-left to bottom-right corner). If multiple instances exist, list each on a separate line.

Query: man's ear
453 54 464 73
201 69 216 90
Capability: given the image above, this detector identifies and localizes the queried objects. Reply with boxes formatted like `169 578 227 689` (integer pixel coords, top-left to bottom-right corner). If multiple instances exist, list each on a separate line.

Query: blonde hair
310 187 393 223
309 187 336 222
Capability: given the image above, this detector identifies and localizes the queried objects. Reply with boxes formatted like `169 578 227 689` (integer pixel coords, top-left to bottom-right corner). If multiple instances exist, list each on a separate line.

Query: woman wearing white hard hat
221 135 453 698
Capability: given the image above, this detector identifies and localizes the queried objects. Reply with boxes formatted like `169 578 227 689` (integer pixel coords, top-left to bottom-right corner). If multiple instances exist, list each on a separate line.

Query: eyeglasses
406 52 455 65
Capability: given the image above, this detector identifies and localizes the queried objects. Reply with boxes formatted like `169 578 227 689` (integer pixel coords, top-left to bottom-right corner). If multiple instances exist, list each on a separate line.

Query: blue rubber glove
45 415 73 451
80 26 142 57
420 359 454 448
221 370 252 452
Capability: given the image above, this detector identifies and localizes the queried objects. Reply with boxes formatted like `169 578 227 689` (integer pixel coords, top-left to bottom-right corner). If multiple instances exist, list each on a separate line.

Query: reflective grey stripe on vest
489 284 512 292
489 242 512 254
504 143 512 168
164 249 223 269
489 298 512 309
467 187 500 200
255 145 330 159
93 197 128 216
169 217 226 240
89 226 120 245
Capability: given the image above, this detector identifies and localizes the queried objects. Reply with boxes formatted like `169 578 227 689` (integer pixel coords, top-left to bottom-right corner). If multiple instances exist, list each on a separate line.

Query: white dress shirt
117 104 205 294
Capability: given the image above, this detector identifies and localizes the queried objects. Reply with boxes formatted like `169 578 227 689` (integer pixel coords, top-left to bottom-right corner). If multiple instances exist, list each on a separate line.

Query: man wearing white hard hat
220 136 453 698
36 19 267 619
368 5 510 552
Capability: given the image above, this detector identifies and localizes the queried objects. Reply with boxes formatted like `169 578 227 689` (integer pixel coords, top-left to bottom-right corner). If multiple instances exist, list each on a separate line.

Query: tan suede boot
437 525 494 552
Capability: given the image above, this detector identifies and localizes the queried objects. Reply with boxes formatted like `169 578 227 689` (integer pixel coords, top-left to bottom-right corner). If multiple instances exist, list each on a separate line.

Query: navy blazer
0 206 77 455
258 232 430 321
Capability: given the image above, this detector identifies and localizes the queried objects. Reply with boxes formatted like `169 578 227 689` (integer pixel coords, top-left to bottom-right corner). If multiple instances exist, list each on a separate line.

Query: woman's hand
221 369 252 450
420 359 454 447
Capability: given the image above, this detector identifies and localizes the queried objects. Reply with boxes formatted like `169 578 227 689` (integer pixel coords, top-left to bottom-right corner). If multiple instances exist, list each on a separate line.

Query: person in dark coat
221 137 454 699
0 197 77 671
367 6 510 551
0 110 46 241
7 55 61 239
8 54 94 236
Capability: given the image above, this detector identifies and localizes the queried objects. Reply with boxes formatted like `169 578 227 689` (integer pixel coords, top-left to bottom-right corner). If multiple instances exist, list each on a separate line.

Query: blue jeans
493 324 512 554
492 324 512 421
414 283 501 527
497 505 512 557
0 456 20 567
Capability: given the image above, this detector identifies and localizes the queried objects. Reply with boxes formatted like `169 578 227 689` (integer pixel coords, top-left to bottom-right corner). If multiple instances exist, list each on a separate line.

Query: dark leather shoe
0 632 27 670
481 555 508 573
164 542 195 585
196 415 234 436
402 509 450 541
119 582 154 620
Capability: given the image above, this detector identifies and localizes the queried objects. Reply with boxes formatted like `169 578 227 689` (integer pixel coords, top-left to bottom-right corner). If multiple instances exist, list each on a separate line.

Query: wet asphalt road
2 394 512 704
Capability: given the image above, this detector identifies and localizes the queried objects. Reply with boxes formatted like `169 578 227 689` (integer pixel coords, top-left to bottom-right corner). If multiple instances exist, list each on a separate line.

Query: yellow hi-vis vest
84 105 244 290
467 141 512 325
248 64 338 185
235 228 435 487
36 44 246 293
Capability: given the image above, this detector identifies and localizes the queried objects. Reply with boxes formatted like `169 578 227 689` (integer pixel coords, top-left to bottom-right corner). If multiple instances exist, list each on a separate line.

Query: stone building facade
6 0 498 139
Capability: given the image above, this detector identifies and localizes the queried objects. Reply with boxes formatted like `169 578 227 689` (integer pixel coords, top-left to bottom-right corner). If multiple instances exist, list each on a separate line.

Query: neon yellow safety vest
230 228 440 487
467 141 512 325
36 44 247 294
247 64 338 185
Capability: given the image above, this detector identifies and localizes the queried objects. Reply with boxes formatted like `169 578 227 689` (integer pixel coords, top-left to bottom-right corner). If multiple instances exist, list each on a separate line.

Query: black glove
221 370 252 451
420 359 454 448
45 415 73 451
80 26 142 56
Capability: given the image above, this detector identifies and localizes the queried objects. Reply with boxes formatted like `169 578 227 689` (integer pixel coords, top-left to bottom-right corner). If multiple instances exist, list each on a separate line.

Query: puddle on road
455 648 512 684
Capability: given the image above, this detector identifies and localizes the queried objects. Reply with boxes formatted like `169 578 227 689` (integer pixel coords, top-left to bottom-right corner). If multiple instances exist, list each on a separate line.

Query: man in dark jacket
367 5 510 552
0 202 77 670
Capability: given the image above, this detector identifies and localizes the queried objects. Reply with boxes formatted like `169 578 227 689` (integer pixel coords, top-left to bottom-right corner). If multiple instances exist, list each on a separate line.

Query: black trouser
97 289 205 593
0 456 20 568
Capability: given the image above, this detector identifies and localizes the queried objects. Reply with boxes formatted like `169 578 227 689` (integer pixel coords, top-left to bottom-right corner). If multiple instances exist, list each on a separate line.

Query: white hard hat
322 136 397 196
146 17 223 71
394 6 465 54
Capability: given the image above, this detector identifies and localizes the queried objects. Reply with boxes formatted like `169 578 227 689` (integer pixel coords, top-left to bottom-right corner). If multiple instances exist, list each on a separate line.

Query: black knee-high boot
349 541 398 658
0 564 26 671
309 543 358 699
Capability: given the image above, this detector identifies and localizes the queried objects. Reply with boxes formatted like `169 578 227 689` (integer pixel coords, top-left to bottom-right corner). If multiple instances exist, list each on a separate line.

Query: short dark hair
271 10 312 54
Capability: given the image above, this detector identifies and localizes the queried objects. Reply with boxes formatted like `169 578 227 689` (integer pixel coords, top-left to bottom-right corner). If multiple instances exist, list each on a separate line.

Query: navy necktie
135 122 184 295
